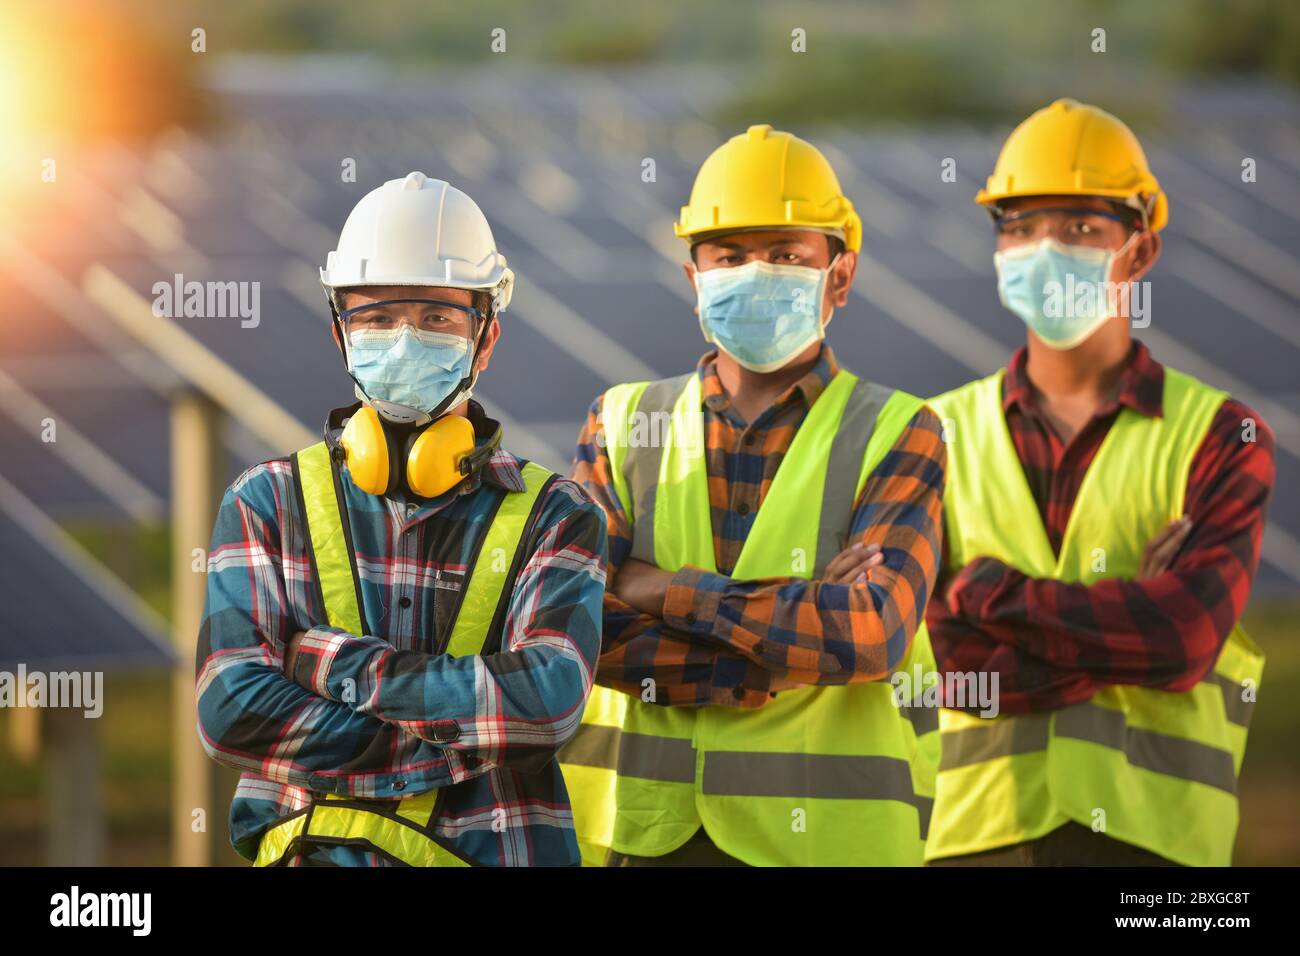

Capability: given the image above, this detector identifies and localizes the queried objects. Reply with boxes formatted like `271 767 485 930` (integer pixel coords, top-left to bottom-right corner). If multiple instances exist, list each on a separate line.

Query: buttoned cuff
709 683 779 708
662 566 724 636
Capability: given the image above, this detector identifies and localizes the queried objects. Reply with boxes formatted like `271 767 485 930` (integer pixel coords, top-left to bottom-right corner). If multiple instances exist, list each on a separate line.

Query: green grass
0 673 172 865
718 40 1028 128
60 519 172 621
19 0 1300 154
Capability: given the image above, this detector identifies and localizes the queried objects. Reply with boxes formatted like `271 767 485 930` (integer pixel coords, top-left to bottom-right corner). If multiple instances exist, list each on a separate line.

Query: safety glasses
992 205 1143 247
338 298 484 336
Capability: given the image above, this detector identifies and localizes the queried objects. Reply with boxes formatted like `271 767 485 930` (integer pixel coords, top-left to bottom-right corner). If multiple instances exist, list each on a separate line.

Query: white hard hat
320 171 514 314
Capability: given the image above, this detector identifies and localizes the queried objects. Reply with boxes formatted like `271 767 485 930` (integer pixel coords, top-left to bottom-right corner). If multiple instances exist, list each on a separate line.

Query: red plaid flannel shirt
926 341 1275 714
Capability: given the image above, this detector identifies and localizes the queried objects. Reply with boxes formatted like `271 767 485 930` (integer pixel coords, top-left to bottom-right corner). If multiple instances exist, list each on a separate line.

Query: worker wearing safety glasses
559 125 947 866
196 172 607 866
919 99 1275 866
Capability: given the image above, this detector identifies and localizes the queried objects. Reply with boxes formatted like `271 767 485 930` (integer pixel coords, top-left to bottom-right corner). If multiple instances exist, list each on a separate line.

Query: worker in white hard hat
195 171 608 866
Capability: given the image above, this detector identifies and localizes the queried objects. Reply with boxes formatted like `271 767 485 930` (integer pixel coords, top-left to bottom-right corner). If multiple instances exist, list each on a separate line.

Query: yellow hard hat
675 124 863 252
976 98 1168 232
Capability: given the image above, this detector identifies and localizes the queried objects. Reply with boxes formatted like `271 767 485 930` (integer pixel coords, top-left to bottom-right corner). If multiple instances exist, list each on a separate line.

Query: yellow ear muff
406 414 476 498
338 406 392 495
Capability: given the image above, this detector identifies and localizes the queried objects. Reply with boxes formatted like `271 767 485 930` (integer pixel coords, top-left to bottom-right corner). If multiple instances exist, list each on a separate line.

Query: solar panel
0 472 174 672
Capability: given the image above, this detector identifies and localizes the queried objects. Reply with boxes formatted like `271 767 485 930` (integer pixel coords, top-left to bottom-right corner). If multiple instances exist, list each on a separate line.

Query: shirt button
434 722 461 743
399 596 412 609
393 780 407 792
736 501 750 516
684 611 697 625
406 502 417 515
752 641 765 656
732 686 745 700
742 433 755 446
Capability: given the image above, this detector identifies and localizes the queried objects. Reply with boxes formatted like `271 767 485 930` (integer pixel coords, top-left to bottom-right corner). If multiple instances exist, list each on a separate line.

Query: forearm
659 407 945 684
951 533 1265 693
571 395 774 706
925 584 1100 715
661 568 902 681
291 489 607 773
196 644 452 791
294 631 591 773
569 393 799 706
595 592 784 707
964 397 1273 692
197 485 450 794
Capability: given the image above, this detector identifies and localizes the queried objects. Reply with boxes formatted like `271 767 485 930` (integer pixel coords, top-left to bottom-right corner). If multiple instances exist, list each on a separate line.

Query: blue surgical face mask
694 257 836 372
994 234 1138 350
346 324 474 416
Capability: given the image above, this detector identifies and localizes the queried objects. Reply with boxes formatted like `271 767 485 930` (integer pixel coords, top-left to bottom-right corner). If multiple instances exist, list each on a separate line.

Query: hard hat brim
321 269 514 314
675 214 862 253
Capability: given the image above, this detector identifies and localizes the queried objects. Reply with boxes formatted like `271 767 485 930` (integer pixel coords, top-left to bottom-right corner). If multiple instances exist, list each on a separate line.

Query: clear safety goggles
991 205 1143 245
337 298 483 339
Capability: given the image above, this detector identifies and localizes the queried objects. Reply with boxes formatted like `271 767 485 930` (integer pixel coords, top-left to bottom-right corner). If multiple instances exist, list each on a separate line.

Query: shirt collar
1002 339 1164 419
474 449 527 493
399 441 524 518
697 343 841 415
452 402 525 495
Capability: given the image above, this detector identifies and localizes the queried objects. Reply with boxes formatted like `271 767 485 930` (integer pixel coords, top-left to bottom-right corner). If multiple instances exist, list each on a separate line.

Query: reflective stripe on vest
895 635 940 843
922 367 1264 867
254 443 557 867
254 791 472 867
559 369 933 866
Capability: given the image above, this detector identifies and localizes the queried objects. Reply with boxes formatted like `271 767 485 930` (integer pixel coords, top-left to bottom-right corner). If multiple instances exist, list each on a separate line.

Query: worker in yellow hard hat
557 124 948 866
918 98 1275 866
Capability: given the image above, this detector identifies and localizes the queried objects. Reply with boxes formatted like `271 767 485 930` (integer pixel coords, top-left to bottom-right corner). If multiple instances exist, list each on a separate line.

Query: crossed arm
926 401 1276 715
570 395 947 707
195 469 607 794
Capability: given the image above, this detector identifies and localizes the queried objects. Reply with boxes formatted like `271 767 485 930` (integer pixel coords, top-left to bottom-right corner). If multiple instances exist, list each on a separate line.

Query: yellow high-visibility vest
921 366 1264 866
254 440 556 867
558 369 935 865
